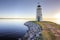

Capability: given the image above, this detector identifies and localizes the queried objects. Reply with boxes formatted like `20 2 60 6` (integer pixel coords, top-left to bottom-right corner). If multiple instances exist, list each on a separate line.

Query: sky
0 0 60 18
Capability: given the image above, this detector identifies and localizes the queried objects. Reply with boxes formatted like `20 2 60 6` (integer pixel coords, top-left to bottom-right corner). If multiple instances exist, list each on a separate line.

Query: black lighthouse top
37 5 41 7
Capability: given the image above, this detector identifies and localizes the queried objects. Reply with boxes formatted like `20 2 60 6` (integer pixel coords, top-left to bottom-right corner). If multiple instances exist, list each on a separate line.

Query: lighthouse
36 4 42 21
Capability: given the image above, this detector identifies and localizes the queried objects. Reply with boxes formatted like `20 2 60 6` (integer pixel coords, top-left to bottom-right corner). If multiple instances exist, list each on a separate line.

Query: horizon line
0 18 35 20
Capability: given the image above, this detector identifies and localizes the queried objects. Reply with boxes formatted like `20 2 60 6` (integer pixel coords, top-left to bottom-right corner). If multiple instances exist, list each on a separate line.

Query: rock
23 21 42 40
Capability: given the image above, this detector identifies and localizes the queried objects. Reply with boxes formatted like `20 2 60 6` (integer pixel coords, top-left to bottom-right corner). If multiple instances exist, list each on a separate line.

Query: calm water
0 19 29 38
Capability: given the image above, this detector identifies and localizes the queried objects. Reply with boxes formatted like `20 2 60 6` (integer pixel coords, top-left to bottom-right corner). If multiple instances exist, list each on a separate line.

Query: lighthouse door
37 16 40 21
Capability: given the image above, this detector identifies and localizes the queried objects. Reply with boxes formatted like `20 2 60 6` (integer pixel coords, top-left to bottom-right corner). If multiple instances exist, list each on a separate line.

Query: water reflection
0 19 29 38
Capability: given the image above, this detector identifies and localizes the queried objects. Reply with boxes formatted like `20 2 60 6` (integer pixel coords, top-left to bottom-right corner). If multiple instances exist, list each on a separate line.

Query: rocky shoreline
21 21 43 40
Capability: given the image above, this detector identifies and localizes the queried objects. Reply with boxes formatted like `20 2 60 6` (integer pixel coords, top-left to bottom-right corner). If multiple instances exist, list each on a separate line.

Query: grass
42 21 60 29
32 21 60 40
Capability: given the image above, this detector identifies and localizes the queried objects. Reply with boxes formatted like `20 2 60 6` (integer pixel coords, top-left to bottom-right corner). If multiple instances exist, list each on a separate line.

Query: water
0 19 29 38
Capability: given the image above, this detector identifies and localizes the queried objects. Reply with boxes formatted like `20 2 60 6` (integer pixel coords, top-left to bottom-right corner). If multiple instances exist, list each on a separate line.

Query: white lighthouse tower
36 4 42 21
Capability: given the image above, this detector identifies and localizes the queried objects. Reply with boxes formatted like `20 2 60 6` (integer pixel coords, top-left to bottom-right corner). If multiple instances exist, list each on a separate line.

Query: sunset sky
0 0 60 24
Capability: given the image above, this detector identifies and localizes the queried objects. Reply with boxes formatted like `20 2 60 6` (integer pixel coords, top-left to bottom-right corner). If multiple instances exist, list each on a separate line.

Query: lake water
0 19 29 38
